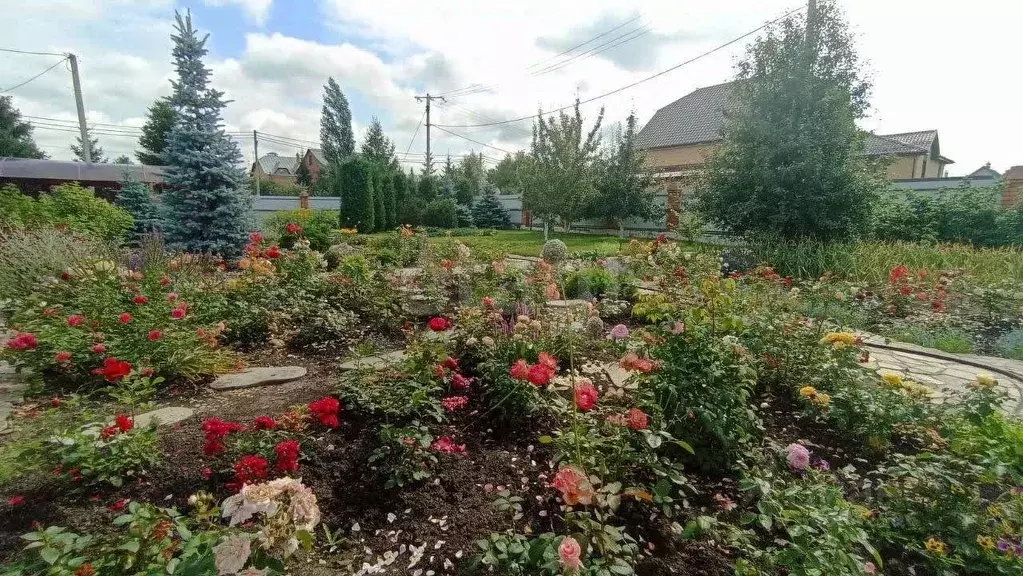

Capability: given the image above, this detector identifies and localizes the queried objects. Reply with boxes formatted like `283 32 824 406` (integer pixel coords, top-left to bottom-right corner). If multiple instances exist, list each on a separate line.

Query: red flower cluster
92 357 132 382
620 352 658 374
107 498 129 512
451 373 472 390
274 439 301 473
170 305 187 320
232 454 269 488
308 396 341 428
264 245 281 259
55 351 72 363
67 314 85 327
119 313 133 324
510 352 558 387
133 295 149 305
431 436 467 454
428 317 452 332
202 417 244 456
482 296 496 308
889 265 909 285
442 396 469 412
6 333 38 351
91 343 106 354
252 415 278 430
440 259 455 271
147 330 163 342
102 414 134 440
285 222 302 234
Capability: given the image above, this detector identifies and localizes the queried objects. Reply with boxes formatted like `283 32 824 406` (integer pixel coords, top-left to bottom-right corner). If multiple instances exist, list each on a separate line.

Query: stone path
0 361 27 434
858 332 1023 415
210 366 307 390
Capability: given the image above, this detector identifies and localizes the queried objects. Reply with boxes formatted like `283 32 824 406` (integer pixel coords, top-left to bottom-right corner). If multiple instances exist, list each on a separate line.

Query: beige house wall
887 155 948 180
642 143 721 170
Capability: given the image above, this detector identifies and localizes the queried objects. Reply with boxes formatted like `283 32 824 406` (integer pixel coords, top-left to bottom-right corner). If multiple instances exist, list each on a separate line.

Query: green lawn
422 230 632 258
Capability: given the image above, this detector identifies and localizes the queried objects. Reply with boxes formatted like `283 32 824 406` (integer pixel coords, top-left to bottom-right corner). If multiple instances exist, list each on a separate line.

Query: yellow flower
880 371 904 387
859 508 875 520
977 535 996 550
821 332 857 346
975 374 998 388
925 537 948 555
799 386 818 398
812 393 831 407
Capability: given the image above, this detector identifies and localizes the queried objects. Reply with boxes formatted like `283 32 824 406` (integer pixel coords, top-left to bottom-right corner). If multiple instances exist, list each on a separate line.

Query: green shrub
541 239 568 264
564 266 617 299
471 192 511 229
996 328 1023 360
650 326 759 472
0 183 133 242
0 228 110 312
333 157 375 233
422 198 458 228
871 186 1022 248
262 209 339 252
247 177 307 196
889 326 975 354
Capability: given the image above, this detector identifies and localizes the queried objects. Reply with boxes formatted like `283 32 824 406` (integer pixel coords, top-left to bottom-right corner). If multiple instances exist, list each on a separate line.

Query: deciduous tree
0 96 45 159
320 77 355 166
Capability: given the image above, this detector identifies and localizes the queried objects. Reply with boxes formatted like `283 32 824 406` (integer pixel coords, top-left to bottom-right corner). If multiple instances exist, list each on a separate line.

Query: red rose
232 455 269 488
101 424 120 440
92 357 131 382
147 330 163 341
308 397 341 428
133 295 149 305
427 317 451 332
285 222 302 234
509 359 530 381
91 343 106 354
248 232 264 244
170 306 186 320
55 351 72 363
119 313 132 324
264 245 281 259
442 356 460 371
625 408 649 430
115 414 134 433
527 363 554 387
538 352 558 371
252 415 278 430
6 333 38 351
452 373 472 390
574 381 598 411
167 292 179 302
67 314 85 327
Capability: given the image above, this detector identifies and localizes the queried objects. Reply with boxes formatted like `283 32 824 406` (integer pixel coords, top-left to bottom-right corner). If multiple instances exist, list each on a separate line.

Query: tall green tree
488 151 529 194
335 156 374 233
590 112 656 235
320 77 355 166
371 168 386 231
524 99 603 230
0 96 45 159
361 117 396 168
71 128 107 163
454 151 485 205
697 1 884 241
160 10 251 257
136 99 177 165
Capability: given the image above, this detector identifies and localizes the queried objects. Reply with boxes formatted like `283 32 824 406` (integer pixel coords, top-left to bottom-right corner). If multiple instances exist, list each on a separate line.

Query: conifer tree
160 10 251 256
320 77 355 166
117 177 161 239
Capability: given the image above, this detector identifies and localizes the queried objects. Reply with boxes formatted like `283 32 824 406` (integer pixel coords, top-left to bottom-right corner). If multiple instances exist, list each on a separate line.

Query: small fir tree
71 128 107 163
117 177 161 239
472 188 511 229
0 96 46 159
160 10 251 257
361 117 396 168
136 99 177 165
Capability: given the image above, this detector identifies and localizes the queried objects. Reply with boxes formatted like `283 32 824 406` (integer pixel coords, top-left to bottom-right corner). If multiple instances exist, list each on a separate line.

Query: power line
402 110 426 161
437 14 643 99
435 101 532 138
0 47 67 57
432 126 514 155
24 115 144 131
435 5 803 129
529 24 651 76
28 118 143 135
1 56 68 93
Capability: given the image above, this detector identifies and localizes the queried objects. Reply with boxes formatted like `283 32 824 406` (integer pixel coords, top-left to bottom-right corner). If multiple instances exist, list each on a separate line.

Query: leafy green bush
564 266 626 299
871 186 1023 247
890 326 975 354
650 326 759 472
262 209 339 252
0 183 133 242
247 177 307 196
996 327 1023 360
422 198 458 228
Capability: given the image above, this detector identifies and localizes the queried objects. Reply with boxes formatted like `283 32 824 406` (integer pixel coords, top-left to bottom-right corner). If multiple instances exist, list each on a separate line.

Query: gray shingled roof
636 83 947 161
256 152 299 175
0 158 165 184
309 149 327 166
635 82 732 150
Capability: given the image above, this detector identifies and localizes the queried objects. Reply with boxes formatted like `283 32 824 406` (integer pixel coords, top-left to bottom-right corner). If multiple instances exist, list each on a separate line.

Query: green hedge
0 183 133 243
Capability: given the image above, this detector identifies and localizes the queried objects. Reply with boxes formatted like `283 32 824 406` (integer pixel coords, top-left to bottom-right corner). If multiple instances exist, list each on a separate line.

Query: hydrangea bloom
213 534 252 575
608 324 630 340
786 443 810 471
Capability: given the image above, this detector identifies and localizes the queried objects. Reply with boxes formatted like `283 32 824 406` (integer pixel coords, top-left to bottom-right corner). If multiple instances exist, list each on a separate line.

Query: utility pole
67 53 91 163
414 93 444 175
253 129 260 196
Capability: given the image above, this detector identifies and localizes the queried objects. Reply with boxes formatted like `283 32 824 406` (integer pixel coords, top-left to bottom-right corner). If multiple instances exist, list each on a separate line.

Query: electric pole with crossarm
414 93 444 175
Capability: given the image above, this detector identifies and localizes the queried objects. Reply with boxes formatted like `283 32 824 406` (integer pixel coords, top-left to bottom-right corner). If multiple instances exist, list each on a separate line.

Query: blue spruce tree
160 10 251 257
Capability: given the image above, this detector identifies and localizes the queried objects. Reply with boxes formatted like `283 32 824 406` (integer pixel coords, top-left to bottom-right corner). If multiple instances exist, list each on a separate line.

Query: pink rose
558 536 583 571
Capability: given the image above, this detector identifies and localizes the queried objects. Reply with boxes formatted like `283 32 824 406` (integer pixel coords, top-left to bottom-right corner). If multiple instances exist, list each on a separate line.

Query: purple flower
786 443 810 471
815 459 830 471
608 324 630 340
997 539 1012 552
1011 486 1023 495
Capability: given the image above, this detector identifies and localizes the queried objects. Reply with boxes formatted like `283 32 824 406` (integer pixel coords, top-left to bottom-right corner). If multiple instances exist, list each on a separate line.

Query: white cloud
203 0 274 26
2 0 1022 174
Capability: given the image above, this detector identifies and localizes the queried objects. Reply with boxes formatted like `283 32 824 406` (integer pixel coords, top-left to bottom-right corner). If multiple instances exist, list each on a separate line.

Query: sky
1 0 1020 176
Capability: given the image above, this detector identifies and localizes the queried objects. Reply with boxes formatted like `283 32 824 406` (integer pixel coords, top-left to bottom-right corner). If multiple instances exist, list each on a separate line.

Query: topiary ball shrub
585 316 605 338
541 239 568 264
720 245 758 277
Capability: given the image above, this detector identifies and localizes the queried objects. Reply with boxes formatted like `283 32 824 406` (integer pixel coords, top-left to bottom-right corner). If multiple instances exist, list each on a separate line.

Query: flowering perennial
551 465 594 506
307 396 341 428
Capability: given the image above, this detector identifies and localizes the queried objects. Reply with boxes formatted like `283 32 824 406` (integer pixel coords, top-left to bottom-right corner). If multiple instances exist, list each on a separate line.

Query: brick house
300 149 328 183
251 152 299 185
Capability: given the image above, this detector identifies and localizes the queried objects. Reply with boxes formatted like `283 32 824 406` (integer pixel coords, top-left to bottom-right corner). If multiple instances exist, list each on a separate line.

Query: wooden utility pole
414 93 445 175
67 53 91 163
253 129 260 196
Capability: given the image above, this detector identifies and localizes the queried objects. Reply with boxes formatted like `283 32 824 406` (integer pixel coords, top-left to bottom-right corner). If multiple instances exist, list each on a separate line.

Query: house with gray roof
636 81 954 181
251 151 300 185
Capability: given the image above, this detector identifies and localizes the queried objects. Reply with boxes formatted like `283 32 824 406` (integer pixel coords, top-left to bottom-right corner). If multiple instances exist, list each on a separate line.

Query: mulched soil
0 346 735 575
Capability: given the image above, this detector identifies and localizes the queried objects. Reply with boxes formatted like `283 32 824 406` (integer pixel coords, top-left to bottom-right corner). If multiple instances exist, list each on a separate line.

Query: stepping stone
135 406 194 428
339 350 406 371
604 362 633 388
210 366 307 390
